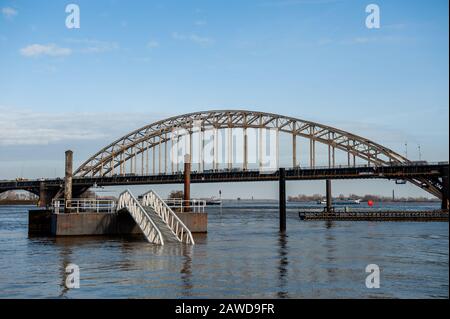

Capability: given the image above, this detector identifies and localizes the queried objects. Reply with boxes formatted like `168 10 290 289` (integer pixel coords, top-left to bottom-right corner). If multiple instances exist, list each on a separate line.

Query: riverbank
0 199 37 205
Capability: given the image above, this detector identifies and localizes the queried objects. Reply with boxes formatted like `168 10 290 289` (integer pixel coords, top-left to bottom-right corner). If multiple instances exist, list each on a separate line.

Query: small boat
202 197 222 205
317 198 361 205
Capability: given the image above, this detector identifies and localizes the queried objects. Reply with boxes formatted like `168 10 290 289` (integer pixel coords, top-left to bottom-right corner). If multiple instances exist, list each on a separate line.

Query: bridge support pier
38 182 59 208
39 181 46 207
38 182 51 207
279 168 286 233
326 179 332 213
442 166 449 210
184 154 191 212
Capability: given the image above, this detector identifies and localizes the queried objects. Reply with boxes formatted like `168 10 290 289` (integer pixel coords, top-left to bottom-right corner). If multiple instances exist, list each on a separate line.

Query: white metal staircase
141 190 195 245
117 189 195 245
142 206 180 243
117 190 164 245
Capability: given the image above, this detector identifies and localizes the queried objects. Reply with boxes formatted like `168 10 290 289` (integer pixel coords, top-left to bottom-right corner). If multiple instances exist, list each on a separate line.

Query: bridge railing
52 199 116 214
111 161 448 177
117 190 164 245
162 199 206 213
141 190 195 245
3 161 447 187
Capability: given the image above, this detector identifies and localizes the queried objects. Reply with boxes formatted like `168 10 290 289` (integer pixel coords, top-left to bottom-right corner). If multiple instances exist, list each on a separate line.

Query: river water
0 202 448 298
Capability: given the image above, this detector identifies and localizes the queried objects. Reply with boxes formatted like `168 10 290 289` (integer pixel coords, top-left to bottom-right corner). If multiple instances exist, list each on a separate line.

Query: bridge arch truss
74 110 443 198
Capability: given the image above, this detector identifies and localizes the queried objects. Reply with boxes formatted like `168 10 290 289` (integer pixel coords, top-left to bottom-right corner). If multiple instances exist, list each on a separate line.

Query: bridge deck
1 163 447 193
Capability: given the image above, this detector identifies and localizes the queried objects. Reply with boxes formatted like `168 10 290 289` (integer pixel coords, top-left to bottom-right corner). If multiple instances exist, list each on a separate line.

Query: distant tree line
287 193 439 202
168 190 184 199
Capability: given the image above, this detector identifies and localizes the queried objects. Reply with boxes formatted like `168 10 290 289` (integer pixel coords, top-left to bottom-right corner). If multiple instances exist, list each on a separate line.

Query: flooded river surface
0 202 448 298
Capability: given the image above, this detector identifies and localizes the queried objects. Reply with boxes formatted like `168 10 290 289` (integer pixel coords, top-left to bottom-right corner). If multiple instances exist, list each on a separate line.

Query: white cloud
0 106 167 146
316 38 333 46
20 44 72 57
172 32 214 45
353 37 374 44
80 42 119 53
147 40 160 49
2 7 17 18
19 40 120 58
194 20 207 26
64 38 119 53
384 23 407 30
341 36 406 45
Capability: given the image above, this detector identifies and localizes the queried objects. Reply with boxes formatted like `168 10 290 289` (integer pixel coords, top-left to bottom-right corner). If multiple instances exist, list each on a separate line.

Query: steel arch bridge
73 110 445 199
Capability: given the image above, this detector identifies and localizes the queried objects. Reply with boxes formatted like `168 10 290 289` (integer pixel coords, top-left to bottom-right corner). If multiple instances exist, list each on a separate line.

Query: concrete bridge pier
38 182 55 207
442 166 449 210
326 179 332 213
279 168 286 233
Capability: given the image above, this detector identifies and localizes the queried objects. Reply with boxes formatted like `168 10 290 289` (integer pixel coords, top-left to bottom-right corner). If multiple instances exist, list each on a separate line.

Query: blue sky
0 0 448 198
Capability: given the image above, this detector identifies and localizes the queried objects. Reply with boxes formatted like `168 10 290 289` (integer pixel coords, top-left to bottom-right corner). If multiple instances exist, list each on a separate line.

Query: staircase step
143 206 180 243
